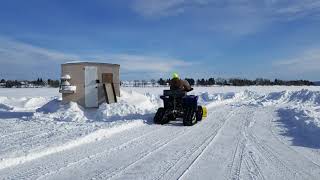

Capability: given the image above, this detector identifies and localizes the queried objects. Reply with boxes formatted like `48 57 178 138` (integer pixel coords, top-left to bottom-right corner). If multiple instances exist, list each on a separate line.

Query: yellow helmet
172 72 179 79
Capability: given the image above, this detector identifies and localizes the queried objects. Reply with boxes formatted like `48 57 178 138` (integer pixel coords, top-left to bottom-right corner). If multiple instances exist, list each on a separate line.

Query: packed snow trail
1 88 320 179
1 105 320 180
0 105 229 180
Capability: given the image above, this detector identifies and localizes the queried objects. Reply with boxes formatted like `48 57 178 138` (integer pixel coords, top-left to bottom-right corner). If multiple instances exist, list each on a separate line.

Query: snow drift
0 96 49 111
33 90 161 123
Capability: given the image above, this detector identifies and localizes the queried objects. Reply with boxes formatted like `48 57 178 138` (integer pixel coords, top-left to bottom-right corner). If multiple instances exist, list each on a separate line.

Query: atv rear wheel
154 108 165 124
196 106 203 121
154 108 171 125
183 108 197 126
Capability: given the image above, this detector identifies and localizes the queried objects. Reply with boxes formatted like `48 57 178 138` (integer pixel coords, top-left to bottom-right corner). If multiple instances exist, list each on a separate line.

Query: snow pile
0 96 50 111
233 90 262 103
201 89 320 107
277 107 320 145
35 99 88 123
120 90 160 111
0 103 13 111
198 92 235 104
261 89 320 106
256 89 320 136
199 90 264 107
33 90 161 123
95 90 160 122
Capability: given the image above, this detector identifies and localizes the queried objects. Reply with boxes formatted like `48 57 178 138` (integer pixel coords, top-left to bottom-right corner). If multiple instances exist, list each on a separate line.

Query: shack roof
63 61 120 66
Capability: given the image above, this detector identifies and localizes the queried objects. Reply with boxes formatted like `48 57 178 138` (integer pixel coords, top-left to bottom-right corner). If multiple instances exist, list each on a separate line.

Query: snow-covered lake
0 86 320 179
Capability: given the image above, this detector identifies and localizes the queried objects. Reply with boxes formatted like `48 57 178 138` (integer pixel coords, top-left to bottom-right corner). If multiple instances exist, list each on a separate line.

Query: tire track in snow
228 137 246 180
243 152 266 180
0 120 145 170
247 113 293 176
0 127 78 155
226 108 253 180
35 125 168 180
0 127 40 139
241 111 266 180
245 151 266 180
0 124 87 159
91 123 196 180
174 109 236 180
2 123 159 180
247 132 312 179
246 106 320 179
30 122 193 180
105 106 233 180
2 119 197 180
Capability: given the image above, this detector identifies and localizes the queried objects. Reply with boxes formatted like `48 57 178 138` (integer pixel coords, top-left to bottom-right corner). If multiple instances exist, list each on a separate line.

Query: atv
154 88 206 126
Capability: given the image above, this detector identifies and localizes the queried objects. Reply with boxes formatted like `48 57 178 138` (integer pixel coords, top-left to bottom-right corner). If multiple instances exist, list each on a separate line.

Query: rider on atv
170 73 192 92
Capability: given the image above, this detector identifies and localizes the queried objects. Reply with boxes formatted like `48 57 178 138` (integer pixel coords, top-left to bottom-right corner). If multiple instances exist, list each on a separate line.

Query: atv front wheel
183 108 197 126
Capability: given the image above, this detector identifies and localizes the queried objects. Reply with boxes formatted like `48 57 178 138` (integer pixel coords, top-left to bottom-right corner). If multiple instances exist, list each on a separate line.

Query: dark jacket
170 79 192 91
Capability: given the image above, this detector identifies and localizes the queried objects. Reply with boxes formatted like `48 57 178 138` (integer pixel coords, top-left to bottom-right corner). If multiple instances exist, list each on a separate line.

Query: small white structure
59 62 120 108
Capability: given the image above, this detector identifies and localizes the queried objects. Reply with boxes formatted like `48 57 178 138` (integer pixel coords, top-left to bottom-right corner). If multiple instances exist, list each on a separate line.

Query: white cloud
0 37 78 65
132 0 320 35
132 0 320 18
132 0 208 17
92 54 192 72
0 37 193 79
273 48 320 73
0 37 79 79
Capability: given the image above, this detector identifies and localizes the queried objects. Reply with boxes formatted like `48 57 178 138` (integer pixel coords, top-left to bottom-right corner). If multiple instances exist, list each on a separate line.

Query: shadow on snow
0 111 34 119
276 108 320 149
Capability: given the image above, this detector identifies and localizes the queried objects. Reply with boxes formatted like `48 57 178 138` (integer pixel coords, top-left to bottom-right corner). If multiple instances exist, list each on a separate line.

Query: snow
0 86 320 179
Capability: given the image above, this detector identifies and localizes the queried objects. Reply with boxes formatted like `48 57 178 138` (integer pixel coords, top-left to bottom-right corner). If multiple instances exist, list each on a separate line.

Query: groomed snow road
1 87 320 180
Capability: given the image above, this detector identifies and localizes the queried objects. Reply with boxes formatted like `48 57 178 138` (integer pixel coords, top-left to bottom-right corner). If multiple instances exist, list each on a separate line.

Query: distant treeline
0 78 60 88
157 78 314 86
0 77 315 88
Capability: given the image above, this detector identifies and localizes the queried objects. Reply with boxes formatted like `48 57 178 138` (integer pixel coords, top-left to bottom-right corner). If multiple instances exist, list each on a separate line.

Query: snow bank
199 89 320 107
35 99 88 123
277 107 320 147
2 88 319 123
94 90 161 122
0 103 13 111
262 89 320 106
0 96 51 111
33 90 161 123
198 92 235 104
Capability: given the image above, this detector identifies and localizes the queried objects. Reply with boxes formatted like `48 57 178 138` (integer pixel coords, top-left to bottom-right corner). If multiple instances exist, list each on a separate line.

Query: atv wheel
154 108 171 125
154 108 165 124
167 113 176 121
183 108 197 126
196 106 203 121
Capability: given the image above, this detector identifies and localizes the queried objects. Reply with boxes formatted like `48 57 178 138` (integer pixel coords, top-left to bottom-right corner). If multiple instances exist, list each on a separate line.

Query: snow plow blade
202 106 207 118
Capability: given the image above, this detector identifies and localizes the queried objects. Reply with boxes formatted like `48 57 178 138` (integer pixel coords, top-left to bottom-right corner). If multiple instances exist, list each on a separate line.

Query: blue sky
0 0 319 80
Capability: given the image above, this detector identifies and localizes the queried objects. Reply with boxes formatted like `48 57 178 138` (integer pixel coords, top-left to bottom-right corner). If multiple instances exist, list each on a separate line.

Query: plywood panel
102 73 113 83
103 83 117 104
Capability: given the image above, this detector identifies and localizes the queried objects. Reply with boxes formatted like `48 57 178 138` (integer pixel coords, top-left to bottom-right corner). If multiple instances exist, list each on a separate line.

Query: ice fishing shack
59 62 120 108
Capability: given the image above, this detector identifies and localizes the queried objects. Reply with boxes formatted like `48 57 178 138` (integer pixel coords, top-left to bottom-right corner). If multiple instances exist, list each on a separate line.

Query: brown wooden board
103 84 109 104
103 83 117 104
